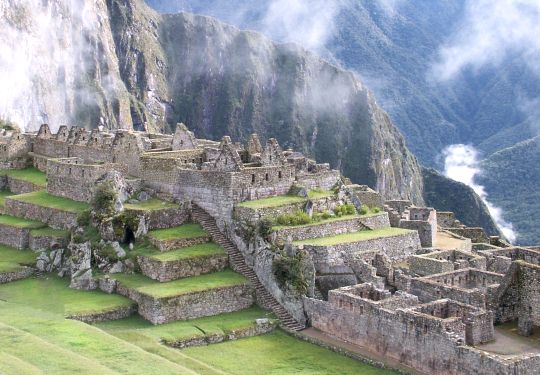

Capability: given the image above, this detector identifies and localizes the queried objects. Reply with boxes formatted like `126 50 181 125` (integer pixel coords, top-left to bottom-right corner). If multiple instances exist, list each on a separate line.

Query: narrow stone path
191 205 305 331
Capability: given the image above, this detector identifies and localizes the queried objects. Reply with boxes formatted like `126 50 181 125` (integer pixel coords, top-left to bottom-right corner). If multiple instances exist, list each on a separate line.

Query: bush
372 207 381 213
360 206 369 215
77 210 92 227
275 210 311 226
344 204 356 215
273 251 309 295
92 181 117 222
259 218 274 237
333 204 355 216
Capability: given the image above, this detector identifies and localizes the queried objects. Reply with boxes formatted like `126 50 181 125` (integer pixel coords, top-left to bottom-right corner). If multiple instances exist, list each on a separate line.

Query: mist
443 144 517 243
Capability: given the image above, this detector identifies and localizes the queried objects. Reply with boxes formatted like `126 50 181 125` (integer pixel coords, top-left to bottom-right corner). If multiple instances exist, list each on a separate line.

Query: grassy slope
0 190 14 207
124 198 178 211
184 330 394 375
97 306 275 344
0 245 36 273
0 276 133 316
0 167 47 187
148 243 226 262
237 191 334 209
0 215 45 229
114 269 249 298
149 223 207 241
9 191 89 213
30 227 70 238
294 227 413 246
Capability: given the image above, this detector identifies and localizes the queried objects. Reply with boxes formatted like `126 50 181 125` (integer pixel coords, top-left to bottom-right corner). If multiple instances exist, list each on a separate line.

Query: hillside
478 137 540 245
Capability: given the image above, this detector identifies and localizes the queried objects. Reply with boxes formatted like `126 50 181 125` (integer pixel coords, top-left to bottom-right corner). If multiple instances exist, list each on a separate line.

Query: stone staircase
191 204 305 331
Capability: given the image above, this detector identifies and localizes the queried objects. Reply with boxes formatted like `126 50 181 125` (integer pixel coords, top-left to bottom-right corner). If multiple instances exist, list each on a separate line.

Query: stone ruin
0 123 538 374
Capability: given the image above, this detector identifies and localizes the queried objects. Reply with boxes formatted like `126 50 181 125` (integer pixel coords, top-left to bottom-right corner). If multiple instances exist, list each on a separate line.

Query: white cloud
432 0 540 81
443 144 517 243
261 0 342 52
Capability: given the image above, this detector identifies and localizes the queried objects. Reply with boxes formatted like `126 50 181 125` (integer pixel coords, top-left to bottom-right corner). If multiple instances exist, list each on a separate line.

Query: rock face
0 0 424 204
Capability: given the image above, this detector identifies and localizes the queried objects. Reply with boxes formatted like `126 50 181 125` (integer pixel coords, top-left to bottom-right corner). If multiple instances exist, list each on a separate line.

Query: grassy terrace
237 190 335 209
294 227 414 246
0 245 36 273
184 330 395 375
0 215 45 229
30 227 70 238
147 243 226 262
272 210 383 231
97 306 275 344
113 269 249 298
0 167 47 187
124 198 178 211
148 223 208 241
0 189 14 207
0 277 133 316
8 190 89 213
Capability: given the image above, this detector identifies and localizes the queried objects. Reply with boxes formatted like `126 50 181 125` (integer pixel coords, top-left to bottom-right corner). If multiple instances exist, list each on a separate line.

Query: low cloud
431 0 540 81
443 144 517 243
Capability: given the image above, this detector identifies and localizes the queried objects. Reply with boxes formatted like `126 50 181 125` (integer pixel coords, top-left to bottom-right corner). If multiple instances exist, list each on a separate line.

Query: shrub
321 211 332 220
259 218 274 237
273 251 309 295
372 207 381 213
275 210 311 226
360 206 369 215
77 210 92 227
344 204 356 215
92 181 117 222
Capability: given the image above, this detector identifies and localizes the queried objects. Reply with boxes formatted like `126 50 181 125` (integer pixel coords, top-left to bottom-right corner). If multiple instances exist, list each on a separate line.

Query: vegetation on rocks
273 251 309 296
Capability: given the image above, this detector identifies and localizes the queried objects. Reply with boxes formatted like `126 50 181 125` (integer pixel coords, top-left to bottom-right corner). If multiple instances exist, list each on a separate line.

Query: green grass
8 190 89 213
0 167 47 187
148 223 208 241
0 245 36 273
294 227 414 246
124 198 178 211
183 330 395 375
0 189 14 207
0 276 133 316
0 302 196 375
273 209 383 230
30 227 70 238
113 269 249 298
97 306 275 344
0 215 46 229
148 243 226 262
237 190 334 209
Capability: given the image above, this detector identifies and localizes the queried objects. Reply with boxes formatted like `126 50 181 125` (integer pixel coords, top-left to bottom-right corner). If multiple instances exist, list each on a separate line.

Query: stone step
138 242 229 282
192 205 305 331
110 269 255 325
148 223 212 252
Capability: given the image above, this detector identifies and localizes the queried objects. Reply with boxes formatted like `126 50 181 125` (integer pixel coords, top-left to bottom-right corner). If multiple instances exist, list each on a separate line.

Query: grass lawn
9 190 89 213
237 190 335 209
0 276 133 316
0 189 14 207
149 223 208 241
113 269 249 298
0 302 196 375
97 306 275 344
124 198 178 211
0 215 45 229
30 227 70 239
148 243 226 262
0 245 36 273
0 167 47 187
294 227 414 246
183 330 395 375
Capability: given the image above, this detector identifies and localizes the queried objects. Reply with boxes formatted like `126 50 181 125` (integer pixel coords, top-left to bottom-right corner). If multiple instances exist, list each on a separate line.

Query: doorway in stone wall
123 226 135 245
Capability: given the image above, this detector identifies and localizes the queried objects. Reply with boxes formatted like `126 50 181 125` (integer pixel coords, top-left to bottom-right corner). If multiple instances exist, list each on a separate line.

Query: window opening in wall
69 168 72 175
278 171 282 179
265 173 269 181
251 174 256 184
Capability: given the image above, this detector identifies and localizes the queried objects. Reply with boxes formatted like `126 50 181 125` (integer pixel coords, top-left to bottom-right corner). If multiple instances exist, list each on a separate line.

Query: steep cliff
107 1 425 203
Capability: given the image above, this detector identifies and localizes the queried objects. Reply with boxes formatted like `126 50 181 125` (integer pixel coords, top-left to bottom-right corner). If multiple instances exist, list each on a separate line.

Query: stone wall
149 235 211 252
447 227 489 244
29 231 68 252
410 250 486 276
125 205 189 231
301 231 421 275
138 252 229 282
0 224 31 249
117 282 254 324
0 267 33 284
437 212 456 228
303 291 537 375
274 217 369 243
4 199 78 230
66 304 136 324
399 220 434 247
0 176 43 194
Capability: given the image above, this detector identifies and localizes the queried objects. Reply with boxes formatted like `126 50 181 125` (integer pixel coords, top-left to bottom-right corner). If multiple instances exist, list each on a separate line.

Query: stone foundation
0 224 31 249
138 252 229 282
66 304 137 323
4 199 78 229
149 235 212 252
